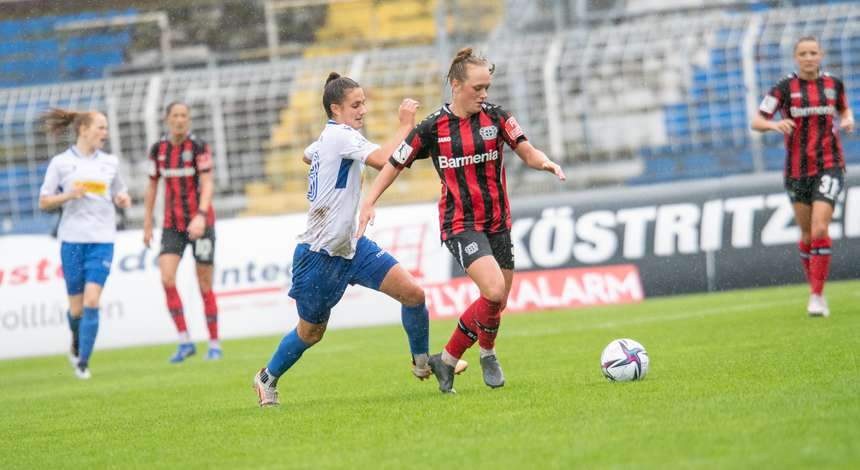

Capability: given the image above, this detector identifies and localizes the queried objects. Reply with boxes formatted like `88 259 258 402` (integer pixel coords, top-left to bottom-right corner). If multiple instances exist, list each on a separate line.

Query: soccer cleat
253 368 280 407
480 354 506 388
169 343 197 363
205 347 224 361
428 353 456 394
414 359 468 380
807 294 830 317
75 365 91 380
68 343 80 368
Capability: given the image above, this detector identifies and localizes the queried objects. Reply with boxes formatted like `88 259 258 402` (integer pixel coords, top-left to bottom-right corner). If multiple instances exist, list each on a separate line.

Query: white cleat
75 366 91 380
68 352 80 368
807 294 830 317
253 369 280 407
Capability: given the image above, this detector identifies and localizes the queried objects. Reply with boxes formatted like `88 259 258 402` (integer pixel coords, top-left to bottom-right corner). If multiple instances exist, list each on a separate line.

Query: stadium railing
2 3 859 233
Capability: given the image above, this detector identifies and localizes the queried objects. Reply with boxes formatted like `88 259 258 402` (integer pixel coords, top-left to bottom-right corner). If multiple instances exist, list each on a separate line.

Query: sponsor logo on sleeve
196 150 213 170
393 141 413 165
504 117 524 141
759 95 779 114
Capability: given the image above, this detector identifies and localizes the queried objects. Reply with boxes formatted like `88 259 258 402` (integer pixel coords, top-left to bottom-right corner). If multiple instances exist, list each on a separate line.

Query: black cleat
480 354 505 388
428 353 456 393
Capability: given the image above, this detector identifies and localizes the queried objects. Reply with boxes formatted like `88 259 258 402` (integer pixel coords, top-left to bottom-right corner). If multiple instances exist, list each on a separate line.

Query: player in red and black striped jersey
357 48 566 392
752 36 854 317
143 101 222 362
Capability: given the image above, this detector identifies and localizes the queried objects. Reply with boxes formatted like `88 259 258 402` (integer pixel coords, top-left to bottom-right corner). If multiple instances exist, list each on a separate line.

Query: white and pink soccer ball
601 338 649 382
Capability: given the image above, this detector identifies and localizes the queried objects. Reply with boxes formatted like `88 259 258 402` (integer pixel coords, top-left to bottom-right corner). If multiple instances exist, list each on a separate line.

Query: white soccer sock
441 350 459 368
479 347 496 358
209 339 221 349
178 331 191 343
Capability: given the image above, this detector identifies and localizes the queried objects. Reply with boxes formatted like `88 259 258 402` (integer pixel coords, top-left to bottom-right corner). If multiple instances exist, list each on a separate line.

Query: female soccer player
357 48 566 393
143 102 223 362
252 73 463 406
39 108 131 379
751 36 854 317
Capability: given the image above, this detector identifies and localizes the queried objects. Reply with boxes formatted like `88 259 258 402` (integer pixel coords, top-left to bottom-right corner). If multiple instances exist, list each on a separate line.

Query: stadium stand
2 1 860 233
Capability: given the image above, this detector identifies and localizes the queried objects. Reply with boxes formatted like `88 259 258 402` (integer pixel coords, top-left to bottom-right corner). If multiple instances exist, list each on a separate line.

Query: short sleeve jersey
148 133 215 231
388 102 527 240
298 120 380 258
39 147 127 243
758 72 848 178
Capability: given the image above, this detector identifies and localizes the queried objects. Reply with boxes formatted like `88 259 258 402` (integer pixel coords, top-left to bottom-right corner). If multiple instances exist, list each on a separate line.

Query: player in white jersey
252 73 464 406
38 108 131 379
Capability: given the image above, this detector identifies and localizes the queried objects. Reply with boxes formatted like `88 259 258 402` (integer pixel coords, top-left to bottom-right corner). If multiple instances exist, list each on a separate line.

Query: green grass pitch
1 280 858 468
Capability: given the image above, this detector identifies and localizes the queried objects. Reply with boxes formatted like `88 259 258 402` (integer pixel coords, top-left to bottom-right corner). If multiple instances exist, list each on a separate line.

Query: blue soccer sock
67 311 81 350
78 307 100 368
401 303 429 358
266 329 311 378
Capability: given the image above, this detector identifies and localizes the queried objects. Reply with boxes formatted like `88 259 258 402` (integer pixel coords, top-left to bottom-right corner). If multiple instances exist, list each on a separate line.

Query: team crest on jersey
824 88 836 100
479 126 498 140
182 150 193 162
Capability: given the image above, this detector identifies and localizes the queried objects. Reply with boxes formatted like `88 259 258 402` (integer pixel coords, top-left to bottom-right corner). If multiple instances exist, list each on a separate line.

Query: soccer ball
601 338 649 382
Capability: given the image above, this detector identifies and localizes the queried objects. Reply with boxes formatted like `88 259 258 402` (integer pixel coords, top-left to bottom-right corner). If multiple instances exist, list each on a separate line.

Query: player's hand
113 192 131 209
771 119 796 135
356 202 375 239
840 117 854 134
398 99 419 127
66 185 86 201
143 223 153 248
187 214 206 241
542 160 566 181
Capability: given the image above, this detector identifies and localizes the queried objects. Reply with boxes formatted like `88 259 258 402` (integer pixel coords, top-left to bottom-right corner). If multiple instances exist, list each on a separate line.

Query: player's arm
837 80 854 133
188 155 214 241
513 142 565 181
38 159 84 211
356 162 403 238
364 99 420 171
751 84 794 134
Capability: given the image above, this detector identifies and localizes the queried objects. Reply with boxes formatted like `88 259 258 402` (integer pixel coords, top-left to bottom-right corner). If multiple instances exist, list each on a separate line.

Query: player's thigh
158 254 182 286
791 202 812 236
348 236 400 291
377 263 425 307
288 244 349 325
82 243 113 288
465 255 506 304
192 227 216 266
444 231 493 272
60 242 86 297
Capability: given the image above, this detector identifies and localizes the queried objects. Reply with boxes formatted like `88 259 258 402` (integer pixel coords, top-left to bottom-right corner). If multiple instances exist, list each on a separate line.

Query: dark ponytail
323 72 361 119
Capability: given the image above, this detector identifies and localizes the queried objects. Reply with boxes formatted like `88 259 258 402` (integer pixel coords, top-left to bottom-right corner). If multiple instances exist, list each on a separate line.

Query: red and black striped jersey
758 72 849 178
389 102 527 240
147 133 216 231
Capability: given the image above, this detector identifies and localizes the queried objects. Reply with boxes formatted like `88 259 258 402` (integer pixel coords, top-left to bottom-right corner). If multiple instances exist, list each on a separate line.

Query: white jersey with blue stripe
39 146 127 243
298 120 380 258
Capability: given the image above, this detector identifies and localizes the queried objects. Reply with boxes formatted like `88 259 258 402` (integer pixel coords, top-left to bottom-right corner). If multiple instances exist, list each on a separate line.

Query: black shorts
444 230 514 271
160 227 216 265
784 168 845 207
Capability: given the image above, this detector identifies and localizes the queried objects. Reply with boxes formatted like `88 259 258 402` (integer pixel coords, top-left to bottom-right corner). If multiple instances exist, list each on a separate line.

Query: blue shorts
288 236 398 324
60 242 114 295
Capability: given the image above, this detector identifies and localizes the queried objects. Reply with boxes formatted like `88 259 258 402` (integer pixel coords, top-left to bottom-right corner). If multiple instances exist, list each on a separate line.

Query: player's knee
161 277 177 289
481 283 507 305
82 295 99 309
811 225 829 240
402 285 425 307
297 323 326 345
